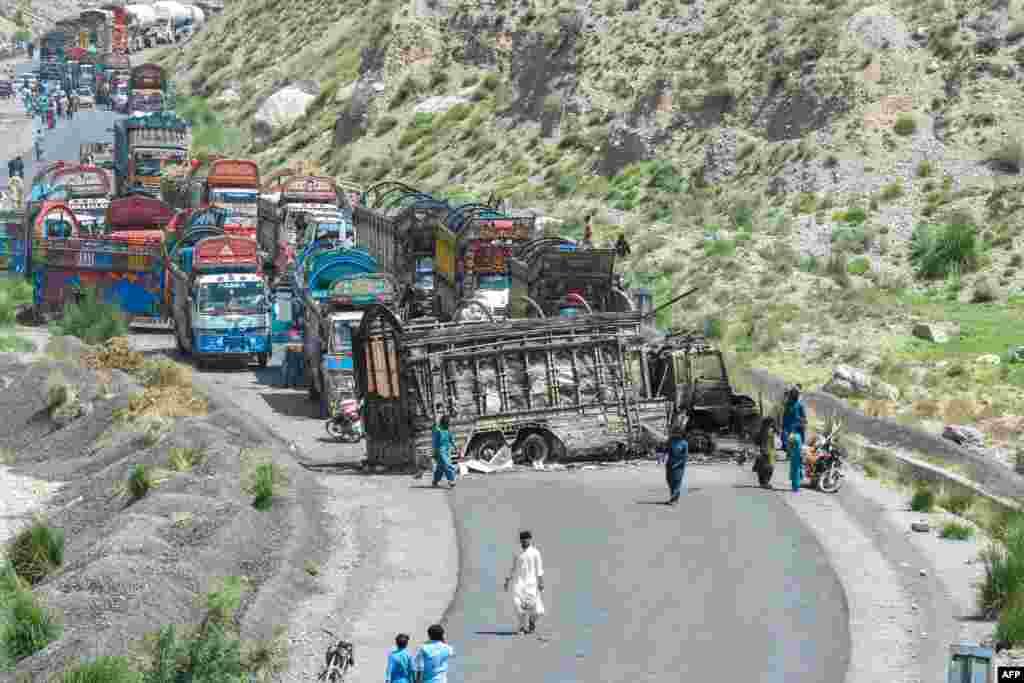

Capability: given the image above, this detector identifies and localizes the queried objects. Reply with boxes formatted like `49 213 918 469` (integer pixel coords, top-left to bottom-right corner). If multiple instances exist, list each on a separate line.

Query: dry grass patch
123 360 208 420
863 399 897 417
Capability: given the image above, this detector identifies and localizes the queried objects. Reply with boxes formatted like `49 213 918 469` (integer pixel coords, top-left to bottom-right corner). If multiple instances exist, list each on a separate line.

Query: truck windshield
330 320 354 354
477 274 510 290
134 154 162 177
130 92 162 112
210 189 258 226
198 280 266 315
415 272 434 291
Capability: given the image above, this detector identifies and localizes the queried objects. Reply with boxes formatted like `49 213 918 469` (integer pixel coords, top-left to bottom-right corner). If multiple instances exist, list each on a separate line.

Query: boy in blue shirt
415 624 455 683
385 633 414 683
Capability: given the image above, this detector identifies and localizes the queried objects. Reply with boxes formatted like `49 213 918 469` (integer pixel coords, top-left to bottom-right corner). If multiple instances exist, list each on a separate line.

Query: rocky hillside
0 0 80 36
161 0 1024 452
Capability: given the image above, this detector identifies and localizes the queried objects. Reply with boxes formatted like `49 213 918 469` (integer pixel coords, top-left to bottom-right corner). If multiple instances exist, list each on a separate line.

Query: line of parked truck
0 127 766 470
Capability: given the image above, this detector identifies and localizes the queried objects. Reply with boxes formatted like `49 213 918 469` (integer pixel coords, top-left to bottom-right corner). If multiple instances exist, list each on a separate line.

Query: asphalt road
1 55 124 186
444 466 850 683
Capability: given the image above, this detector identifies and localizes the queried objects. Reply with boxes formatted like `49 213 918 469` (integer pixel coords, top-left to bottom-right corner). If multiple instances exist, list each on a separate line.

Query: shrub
909 486 935 512
894 114 917 136
253 463 275 510
847 256 870 275
997 596 1024 646
128 464 153 500
461 74 479 87
0 279 32 327
374 116 399 136
168 447 205 472
1012 253 1023 268
880 182 903 200
51 286 128 345
862 463 878 478
971 277 998 303
981 517 1024 617
916 160 933 177
6 517 64 585
703 238 736 258
910 214 980 279
704 317 723 338
799 255 819 273
991 134 1023 173
206 575 247 625
940 521 975 540
60 656 142 683
941 492 975 515
555 175 578 197
480 72 501 91
0 566 62 664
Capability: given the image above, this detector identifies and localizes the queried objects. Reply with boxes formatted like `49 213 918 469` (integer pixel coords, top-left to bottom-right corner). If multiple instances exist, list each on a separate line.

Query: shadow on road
259 391 320 419
474 631 520 637
409 485 453 490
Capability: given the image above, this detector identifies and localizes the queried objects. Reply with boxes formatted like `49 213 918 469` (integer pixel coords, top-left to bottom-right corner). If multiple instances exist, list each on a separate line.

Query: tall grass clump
6 517 65 585
0 279 32 327
51 286 128 345
940 521 974 540
0 561 62 665
909 213 981 279
909 485 935 512
128 464 153 500
979 512 1024 618
252 463 275 510
60 656 142 683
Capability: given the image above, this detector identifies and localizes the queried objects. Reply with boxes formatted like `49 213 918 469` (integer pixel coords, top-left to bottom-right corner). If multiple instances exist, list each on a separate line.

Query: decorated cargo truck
113 111 191 196
507 238 634 318
166 214 272 367
127 62 167 113
257 176 352 283
51 165 114 236
0 209 26 275
297 245 397 417
21 199 168 324
353 309 671 470
164 158 260 238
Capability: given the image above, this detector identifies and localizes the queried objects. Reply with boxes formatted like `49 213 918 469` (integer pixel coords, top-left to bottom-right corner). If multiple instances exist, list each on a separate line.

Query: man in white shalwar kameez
504 530 545 635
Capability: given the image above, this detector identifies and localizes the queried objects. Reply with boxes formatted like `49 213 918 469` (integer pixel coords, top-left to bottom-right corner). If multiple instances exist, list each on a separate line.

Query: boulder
413 95 470 115
1011 346 1024 363
912 323 948 343
822 365 899 400
251 84 319 151
942 424 985 448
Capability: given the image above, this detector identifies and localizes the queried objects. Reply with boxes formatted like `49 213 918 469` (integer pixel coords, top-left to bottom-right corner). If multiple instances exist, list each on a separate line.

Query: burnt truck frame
353 307 671 470
649 332 764 455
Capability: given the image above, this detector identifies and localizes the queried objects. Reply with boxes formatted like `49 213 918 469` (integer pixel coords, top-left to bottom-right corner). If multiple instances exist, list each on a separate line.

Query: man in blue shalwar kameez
788 432 804 492
432 415 457 488
781 385 806 452
666 427 688 505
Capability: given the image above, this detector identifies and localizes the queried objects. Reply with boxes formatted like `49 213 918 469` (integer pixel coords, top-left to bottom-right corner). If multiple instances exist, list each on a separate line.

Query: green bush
880 182 904 200
703 238 736 258
732 205 754 230
0 561 62 665
128 464 152 501
997 596 1024 646
941 492 975 515
60 656 142 683
971 277 998 303
979 514 1024 617
704 317 723 339
910 214 981 279
555 175 578 197
51 286 128 346
894 114 917 136
6 518 65 585
253 463 275 510
909 486 935 512
862 463 878 478
375 116 399 136
917 160 934 177
0 279 32 327
847 256 871 275
940 521 975 540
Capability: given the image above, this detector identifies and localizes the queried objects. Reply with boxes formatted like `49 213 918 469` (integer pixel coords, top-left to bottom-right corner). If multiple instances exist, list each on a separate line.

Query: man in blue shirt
385 633 414 683
666 425 688 505
781 385 806 453
415 624 455 683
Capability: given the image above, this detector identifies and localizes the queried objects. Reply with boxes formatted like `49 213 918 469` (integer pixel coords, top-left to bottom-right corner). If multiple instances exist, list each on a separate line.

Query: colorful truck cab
113 111 191 196
51 165 113 236
168 158 260 239
166 210 272 367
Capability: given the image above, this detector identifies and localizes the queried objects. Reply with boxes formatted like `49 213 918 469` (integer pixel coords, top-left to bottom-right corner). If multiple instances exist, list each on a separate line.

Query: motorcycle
805 423 845 493
325 398 364 443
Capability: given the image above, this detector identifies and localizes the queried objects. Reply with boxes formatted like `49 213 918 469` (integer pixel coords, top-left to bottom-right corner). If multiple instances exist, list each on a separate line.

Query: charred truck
354 309 670 470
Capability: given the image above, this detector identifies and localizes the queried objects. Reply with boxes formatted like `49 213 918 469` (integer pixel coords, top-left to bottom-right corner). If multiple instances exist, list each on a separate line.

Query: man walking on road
414 624 454 683
431 414 457 488
386 633 415 683
505 530 545 635
666 425 689 504
788 431 804 492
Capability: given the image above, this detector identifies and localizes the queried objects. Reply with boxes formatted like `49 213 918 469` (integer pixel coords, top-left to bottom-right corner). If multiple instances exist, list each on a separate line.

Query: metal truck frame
354 308 671 470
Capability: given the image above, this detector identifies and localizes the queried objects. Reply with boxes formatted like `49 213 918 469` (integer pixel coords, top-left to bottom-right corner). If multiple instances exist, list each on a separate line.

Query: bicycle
317 629 355 682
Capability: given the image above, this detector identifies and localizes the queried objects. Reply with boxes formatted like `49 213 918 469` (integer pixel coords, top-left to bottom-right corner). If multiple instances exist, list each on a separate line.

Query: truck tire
519 433 550 466
472 434 505 462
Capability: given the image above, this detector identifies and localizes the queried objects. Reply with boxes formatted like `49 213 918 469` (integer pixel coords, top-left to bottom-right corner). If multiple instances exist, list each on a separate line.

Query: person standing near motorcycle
788 431 803 492
754 417 777 488
781 385 806 453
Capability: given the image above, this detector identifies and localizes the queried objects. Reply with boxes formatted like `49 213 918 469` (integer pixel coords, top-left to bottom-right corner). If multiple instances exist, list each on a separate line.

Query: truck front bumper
195 333 271 356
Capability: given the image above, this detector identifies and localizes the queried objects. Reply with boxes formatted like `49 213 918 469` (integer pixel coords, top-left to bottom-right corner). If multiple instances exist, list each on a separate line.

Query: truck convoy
297 246 398 417
258 176 352 285
354 308 671 469
113 111 191 196
166 212 272 368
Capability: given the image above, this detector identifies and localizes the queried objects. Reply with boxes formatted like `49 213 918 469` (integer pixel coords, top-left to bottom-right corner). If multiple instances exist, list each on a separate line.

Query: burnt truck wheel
686 430 716 456
519 433 550 466
472 434 505 462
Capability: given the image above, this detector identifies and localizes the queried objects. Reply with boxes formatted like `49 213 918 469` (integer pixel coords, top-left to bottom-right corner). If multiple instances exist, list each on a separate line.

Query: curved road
444 466 850 683
7 54 854 681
